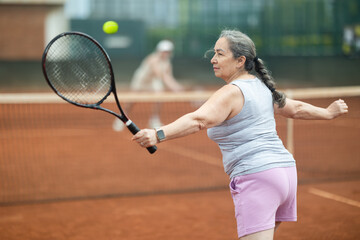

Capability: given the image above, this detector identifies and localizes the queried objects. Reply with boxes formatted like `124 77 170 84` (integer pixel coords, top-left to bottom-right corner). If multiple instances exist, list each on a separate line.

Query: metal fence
67 0 360 57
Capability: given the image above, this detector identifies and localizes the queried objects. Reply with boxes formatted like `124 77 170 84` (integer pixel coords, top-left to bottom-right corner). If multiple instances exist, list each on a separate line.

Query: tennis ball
103 21 118 34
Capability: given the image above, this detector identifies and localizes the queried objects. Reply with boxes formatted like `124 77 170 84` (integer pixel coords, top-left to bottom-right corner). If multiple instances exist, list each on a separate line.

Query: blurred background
0 0 359 92
0 3 359 239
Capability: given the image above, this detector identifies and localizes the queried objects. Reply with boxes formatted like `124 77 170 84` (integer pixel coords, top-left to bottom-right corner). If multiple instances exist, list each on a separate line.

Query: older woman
132 30 348 240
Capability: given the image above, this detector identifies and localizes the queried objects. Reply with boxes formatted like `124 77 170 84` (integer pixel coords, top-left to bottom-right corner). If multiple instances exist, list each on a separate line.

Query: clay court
0 93 359 240
1 1 359 239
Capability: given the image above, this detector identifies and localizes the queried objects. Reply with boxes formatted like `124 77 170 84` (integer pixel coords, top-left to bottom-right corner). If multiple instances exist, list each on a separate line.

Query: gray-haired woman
133 30 348 240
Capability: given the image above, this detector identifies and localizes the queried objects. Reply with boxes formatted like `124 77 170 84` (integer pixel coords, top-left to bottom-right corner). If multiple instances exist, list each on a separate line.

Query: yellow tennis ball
103 21 118 34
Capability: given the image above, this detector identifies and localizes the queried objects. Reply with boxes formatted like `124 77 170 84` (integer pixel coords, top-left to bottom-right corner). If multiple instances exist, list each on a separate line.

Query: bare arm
275 98 348 120
149 57 183 92
161 63 183 92
132 84 243 147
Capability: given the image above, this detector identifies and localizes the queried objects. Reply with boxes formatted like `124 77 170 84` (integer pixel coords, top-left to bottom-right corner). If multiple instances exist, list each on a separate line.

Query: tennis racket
42 31 157 154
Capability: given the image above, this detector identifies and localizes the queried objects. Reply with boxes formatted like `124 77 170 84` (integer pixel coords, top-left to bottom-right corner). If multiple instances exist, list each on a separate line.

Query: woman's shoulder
209 84 244 107
218 83 243 96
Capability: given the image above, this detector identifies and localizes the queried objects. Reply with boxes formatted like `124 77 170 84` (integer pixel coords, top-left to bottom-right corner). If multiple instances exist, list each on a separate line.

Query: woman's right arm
132 84 243 147
274 98 348 120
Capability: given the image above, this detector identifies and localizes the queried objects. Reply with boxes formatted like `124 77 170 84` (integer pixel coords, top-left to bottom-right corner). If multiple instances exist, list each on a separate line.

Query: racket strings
45 34 112 105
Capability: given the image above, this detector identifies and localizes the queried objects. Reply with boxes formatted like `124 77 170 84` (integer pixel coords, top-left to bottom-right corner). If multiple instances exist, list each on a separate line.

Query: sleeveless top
207 78 295 179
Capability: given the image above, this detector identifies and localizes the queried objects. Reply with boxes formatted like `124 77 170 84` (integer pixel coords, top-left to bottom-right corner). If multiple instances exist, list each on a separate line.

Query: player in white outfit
113 40 183 131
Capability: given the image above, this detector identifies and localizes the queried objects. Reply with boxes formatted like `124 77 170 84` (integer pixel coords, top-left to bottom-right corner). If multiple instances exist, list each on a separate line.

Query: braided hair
219 30 286 108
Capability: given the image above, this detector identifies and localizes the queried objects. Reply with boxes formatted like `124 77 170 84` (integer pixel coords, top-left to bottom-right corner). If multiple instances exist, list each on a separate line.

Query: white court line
161 144 223 168
119 135 222 167
308 187 360 208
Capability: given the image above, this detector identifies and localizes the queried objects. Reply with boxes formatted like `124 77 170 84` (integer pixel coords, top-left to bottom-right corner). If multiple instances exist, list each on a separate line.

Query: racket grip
127 121 157 154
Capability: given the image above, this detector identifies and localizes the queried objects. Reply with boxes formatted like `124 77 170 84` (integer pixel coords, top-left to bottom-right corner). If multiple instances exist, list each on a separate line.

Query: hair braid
254 58 286 108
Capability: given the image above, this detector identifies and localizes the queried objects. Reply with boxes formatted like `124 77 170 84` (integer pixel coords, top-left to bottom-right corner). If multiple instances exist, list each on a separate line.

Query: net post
285 90 295 155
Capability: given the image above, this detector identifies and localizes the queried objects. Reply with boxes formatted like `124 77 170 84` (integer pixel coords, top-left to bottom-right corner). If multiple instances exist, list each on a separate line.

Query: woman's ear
237 56 246 69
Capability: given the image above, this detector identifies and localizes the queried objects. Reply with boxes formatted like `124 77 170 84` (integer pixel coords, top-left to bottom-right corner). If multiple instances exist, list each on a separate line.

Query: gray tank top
207 78 295 178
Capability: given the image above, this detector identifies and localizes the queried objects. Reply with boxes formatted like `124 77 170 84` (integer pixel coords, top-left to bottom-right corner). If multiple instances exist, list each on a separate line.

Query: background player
113 39 183 131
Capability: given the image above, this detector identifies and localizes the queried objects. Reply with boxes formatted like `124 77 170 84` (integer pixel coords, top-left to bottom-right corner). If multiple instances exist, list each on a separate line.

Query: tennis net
1 87 359 205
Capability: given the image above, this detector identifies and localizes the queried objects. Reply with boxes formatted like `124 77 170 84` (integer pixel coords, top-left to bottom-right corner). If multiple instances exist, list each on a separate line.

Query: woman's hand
326 99 348 119
132 129 158 148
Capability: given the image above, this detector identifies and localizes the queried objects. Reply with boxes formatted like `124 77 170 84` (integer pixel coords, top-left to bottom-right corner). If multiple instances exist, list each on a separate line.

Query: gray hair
219 30 286 108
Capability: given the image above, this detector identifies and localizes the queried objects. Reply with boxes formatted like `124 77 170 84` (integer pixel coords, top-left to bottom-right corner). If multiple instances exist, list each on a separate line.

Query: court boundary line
308 187 360 208
119 134 222 168
161 143 223 168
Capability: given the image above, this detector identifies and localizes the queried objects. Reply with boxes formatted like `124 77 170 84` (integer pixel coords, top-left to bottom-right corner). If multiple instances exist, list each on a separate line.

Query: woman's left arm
274 98 348 120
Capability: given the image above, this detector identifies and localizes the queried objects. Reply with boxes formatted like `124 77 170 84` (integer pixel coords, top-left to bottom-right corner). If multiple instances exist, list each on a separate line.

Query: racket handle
127 121 157 154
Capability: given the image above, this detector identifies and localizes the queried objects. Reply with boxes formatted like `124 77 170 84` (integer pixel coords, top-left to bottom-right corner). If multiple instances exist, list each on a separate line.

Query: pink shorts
229 167 297 238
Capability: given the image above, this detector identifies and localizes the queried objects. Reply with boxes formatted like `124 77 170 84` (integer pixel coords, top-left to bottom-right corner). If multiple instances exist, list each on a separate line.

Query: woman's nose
211 56 217 64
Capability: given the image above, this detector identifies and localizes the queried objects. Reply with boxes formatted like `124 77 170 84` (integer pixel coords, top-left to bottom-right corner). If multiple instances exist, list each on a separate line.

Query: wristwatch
155 128 166 142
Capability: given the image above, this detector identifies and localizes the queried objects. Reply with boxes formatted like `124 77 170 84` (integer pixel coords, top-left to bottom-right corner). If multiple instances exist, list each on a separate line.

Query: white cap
156 40 174 52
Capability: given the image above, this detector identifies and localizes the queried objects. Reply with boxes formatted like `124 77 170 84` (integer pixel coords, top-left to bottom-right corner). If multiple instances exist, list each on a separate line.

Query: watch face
157 129 165 141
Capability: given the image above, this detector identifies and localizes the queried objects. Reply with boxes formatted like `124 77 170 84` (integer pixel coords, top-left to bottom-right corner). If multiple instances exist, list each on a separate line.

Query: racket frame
42 31 157 154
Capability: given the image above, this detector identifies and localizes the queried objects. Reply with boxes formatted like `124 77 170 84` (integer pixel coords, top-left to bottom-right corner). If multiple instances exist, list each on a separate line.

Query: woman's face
211 37 242 82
